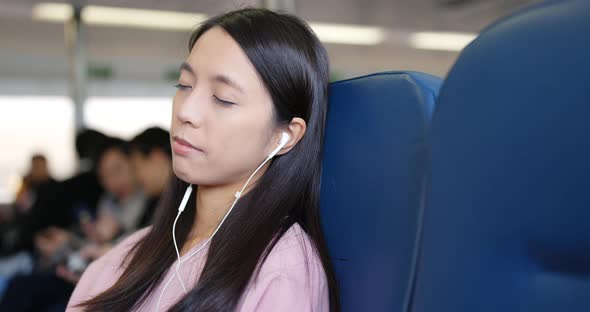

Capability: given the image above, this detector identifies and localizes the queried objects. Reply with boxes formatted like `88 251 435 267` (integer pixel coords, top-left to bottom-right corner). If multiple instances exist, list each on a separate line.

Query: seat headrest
321 71 442 311
412 1 590 311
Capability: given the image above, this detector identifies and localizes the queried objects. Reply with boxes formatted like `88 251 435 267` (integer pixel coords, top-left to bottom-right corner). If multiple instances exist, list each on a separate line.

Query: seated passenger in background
53 127 174 285
128 127 173 228
57 127 174 274
80 137 146 243
0 129 107 257
0 137 147 311
14 154 55 216
35 137 146 268
0 154 55 257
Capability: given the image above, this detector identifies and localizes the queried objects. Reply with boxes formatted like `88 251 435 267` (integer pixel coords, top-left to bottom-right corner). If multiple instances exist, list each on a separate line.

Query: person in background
0 137 147 311
1 129 107 256
14 154 54 215
57 127 174 268
80 137 146 242
49 127 174 285
1 154 55 256
35 137 146 264
129 127 173 227
0 129 108 309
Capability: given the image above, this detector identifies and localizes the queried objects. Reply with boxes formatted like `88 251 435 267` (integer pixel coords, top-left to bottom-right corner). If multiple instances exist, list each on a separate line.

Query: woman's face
171 27 279 186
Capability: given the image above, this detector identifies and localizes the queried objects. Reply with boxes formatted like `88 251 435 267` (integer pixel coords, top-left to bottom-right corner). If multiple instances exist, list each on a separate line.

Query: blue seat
411 1 590 311
321 71 442 312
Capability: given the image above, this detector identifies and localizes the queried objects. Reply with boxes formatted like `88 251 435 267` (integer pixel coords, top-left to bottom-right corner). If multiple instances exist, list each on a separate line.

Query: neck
185 162 271 248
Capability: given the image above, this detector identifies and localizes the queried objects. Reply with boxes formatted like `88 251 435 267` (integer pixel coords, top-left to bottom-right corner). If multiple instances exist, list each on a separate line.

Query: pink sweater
66 223 329 311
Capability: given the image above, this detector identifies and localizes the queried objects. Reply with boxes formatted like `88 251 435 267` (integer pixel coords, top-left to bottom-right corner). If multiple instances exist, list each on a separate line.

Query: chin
172 163 194 184
172 163 211 186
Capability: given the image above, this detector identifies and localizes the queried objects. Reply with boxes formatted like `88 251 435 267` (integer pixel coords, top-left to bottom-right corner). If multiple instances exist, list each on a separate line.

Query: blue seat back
321 71 442 311
412 1 590 311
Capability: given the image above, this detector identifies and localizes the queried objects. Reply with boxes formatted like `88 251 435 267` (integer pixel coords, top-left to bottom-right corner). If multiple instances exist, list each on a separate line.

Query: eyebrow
212 74 244 94
179 62 195 75
179 62 244 94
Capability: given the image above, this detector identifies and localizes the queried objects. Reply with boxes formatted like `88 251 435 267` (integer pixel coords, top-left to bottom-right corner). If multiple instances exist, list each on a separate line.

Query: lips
172 136 204 156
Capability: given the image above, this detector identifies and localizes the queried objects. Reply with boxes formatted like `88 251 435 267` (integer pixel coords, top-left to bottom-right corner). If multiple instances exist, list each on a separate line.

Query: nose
174 89 206 128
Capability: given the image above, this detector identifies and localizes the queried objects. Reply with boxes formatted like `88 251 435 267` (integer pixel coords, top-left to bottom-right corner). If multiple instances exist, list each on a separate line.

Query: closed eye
174 83 191 90
213 95 236 107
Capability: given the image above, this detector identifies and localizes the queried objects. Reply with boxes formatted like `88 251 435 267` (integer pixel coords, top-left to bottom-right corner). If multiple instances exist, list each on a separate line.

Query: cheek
104 177 118 193
173 122 270 185
115 174 127 188
134 163 147 180
171 95 275 185
127 168 136 184
145 169 158 187
210 122 270 170
139 169 150 184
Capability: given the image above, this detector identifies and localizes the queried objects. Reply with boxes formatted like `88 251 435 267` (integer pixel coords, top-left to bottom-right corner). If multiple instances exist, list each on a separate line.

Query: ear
274 117 306 156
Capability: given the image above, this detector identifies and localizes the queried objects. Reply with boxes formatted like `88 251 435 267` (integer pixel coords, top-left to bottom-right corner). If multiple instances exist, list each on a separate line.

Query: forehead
32 158 46 165
184 27 265 94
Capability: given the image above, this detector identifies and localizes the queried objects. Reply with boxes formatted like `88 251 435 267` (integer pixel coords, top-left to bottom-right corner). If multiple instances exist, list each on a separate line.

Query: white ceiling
0 0 540 95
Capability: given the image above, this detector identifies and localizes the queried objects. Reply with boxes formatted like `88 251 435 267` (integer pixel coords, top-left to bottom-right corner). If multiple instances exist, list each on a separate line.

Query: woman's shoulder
258 223 325 278
237 223 329 311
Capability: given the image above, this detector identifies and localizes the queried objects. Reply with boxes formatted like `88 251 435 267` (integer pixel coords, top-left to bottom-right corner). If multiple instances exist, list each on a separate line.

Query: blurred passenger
14 154 54 214
1 154 55 256
0 129 108 308
0 137 147 311
129 127 172 227
83 137 145 241
0 129 107 256
35 137 146 265
56 127 173 268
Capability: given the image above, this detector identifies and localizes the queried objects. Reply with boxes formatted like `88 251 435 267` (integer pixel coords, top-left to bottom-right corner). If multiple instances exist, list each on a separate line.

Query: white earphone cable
172 209 187 293
156 134 287 311
179 155 272 264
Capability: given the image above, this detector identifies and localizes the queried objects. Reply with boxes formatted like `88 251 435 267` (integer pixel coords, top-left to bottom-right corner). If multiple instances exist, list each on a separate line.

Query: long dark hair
78 7 339 312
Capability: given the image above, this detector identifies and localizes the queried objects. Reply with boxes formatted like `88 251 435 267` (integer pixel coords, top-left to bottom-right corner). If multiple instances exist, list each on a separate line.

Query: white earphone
268 132 290 159
156 132 290 311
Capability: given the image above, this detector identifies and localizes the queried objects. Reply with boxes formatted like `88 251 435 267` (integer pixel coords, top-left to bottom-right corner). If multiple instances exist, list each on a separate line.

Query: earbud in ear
279 132 290 146
268 132 290 158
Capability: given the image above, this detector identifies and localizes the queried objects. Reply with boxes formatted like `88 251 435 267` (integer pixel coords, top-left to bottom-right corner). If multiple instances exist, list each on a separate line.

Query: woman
67 7 339 312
